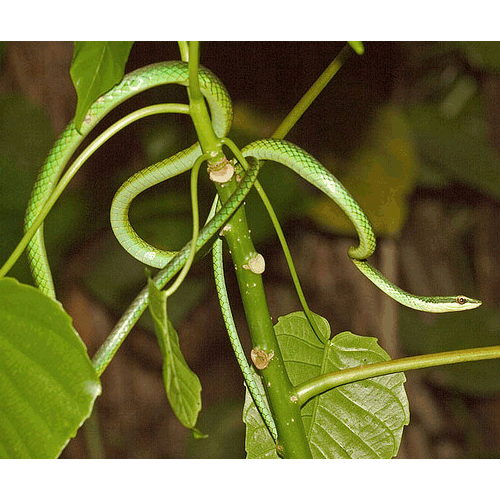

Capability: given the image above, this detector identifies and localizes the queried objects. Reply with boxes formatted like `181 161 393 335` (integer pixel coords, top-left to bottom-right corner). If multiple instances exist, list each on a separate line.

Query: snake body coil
25 61 232 297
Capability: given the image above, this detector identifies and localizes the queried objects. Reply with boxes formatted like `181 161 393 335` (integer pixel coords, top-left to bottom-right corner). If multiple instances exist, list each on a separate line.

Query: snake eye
456 296 467 305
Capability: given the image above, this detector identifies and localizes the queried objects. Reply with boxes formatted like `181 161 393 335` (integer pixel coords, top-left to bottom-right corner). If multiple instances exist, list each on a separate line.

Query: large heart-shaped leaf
0 278 101 458
244 312 409 459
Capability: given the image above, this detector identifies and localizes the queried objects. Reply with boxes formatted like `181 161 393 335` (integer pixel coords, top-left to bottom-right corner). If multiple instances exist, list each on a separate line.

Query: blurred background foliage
2 41 500 458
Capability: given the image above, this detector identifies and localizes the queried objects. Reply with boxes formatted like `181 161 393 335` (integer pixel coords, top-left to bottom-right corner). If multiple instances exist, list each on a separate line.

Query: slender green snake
24 61 232 297
24 59 481 441
240 139 482 313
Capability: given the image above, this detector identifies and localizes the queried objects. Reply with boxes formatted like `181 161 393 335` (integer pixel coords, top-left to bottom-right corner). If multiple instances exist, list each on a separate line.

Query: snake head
454 295 482 311
422 294 482 312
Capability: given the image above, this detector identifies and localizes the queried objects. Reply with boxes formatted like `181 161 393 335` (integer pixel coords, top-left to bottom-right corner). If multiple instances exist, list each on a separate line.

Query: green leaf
147 278 202 429
0 278 101 458
244 312 409 459
70 41 134 131
303 331 409 458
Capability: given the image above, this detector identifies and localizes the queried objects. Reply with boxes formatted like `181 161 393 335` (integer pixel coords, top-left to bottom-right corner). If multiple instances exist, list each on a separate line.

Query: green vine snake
24 59 481 442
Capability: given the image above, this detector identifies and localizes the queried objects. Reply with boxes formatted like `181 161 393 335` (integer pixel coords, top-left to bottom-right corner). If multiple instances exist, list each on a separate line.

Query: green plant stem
183 42 311 457
295 345 500 406
221 138 323 343
187 42 224 162
271 43 352 140
211 46 356 454
215 175 312 458
177 41 189 62
0 103 189 281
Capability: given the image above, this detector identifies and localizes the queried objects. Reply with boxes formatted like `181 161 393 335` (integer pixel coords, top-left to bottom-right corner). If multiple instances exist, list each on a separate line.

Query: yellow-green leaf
308 105 419 237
